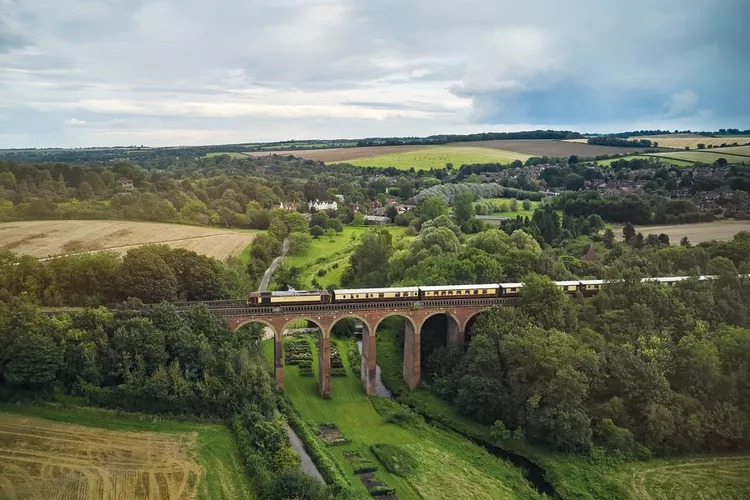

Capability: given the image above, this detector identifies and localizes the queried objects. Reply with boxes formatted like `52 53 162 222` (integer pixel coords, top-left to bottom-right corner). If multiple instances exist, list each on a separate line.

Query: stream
356 337 557 498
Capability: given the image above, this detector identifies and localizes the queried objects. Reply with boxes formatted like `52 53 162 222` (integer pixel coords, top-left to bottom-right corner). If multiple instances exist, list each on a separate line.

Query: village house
119 179 134 191
308 199 338 212
278 201 299 211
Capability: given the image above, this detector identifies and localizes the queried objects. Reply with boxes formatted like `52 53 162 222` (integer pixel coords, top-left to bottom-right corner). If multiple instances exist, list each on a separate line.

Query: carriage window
441 291 446 295
379 293 385 298
395 292 400 297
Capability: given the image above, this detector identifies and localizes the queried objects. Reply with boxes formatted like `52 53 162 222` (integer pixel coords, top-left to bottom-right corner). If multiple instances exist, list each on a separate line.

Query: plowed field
0 413 202 500
0 220 255 259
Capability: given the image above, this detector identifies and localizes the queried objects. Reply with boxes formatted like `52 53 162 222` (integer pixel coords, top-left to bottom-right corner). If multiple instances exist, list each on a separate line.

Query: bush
331 367 347 377
370 485 397 496
264 469 326 499
371 444 417 477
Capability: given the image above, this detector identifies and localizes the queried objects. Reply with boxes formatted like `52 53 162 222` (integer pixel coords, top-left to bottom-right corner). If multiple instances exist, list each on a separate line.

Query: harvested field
246 145 426 162
634 221 750 244
0 220 255 259
449 139 650 157
0 412 202 500
630 134 750 150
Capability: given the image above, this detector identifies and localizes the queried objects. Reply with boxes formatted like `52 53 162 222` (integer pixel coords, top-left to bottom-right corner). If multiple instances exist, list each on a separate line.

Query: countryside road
258 237 290 292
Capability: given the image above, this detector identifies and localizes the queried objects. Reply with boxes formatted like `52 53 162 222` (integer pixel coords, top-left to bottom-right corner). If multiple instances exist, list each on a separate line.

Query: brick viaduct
216 297 518 398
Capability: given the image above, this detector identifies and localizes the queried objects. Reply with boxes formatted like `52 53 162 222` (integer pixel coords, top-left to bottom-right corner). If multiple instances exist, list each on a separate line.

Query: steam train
247 276 713 306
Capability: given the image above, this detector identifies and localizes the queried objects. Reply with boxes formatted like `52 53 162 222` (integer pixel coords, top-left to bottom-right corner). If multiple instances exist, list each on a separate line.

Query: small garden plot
358 471 397 498
285 339 313 365
344 450 378 474
331 343 347 376
317 422 348 446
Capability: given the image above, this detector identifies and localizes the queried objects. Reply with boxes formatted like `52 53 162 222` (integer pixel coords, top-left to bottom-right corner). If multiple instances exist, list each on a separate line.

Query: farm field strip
630 135 750 149
331 146 531 170
633 221 750 244
0 412 202 500
652 150 749 163
448 139 651 157
0 220 256 260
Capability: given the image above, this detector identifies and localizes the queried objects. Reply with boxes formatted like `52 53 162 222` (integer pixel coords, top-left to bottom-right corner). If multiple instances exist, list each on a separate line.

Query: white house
308 199 338 212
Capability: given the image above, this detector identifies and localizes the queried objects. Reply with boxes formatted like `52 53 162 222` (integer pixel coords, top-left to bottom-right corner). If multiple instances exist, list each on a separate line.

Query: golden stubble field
634 221 750 244
0 220 255 259
630 134 750 149
0 413 202 500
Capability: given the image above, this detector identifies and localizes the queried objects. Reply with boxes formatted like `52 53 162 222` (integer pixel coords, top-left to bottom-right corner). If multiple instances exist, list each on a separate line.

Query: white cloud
64 117 87 126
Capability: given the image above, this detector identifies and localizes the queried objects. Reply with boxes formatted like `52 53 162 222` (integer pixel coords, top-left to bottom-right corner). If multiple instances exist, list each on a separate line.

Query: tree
522 199 532 210
454 192 475 226
603 228 615 248
385 205 398 222
118 246 178 303
419 196 449 222
310 225 325 238
287 232 312 255
680 236 691 248
623 223 636 242
4 331 62 387
327 217 343 232
342 230 392 287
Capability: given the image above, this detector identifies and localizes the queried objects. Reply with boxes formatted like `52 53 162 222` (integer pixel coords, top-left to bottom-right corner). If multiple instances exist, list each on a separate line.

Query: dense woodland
422 272 750 457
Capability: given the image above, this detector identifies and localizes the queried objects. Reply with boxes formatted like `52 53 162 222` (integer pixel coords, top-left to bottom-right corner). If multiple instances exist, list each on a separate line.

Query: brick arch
461 309 489 336
281 316 326 335
230 317 277 334
418 310 462 331
329 314 373 335
372 312 417 333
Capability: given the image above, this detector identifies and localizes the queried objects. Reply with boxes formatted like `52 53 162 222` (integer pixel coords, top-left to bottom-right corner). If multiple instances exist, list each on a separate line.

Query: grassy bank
0 403 254 500
263 335 539 499
374 326 750 499
282 226 411 289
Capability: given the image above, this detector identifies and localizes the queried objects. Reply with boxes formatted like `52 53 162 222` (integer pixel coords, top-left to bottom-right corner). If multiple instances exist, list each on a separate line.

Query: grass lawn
481 198 540 219
262 335 538 499
0 403 254 500
374 325 750 500
283 226 410 289
333 146 531 170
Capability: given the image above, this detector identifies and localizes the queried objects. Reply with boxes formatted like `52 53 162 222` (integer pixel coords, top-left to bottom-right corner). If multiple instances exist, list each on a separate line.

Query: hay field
634 221 750 244
246 145 426 162
629 455 750 500
630 134 750 149
0 412 202 500
0 220 255 259
652 150 749 164
331 145 531 170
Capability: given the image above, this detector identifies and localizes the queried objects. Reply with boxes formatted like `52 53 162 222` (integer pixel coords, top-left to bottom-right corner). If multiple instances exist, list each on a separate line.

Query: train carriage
500 283 524 297
333 287 419 302
557 280 582 294
248 290 329 305
419 284 500 300
579 279 605 295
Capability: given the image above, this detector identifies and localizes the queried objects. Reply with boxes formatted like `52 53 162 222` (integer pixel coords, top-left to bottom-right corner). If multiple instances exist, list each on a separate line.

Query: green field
205 152 251 158
262 335 538 499
588 155 694 167
374 327 750 499
0 403 254 500
653 150 749 164
333 146 531 170
482 198 540 218
281 226 410 289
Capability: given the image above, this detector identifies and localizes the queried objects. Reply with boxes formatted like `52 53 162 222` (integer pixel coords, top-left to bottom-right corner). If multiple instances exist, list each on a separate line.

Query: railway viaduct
212 297 519 398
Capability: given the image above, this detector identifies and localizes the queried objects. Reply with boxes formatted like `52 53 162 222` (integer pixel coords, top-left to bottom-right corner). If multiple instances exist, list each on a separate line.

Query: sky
1 0 748 148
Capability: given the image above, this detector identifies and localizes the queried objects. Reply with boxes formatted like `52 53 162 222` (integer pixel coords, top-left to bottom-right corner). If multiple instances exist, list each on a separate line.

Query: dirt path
258 237 290 292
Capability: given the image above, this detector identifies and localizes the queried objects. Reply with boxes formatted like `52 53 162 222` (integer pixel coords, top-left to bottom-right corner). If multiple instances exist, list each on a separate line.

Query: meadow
589 155 694 167
0 404 253 500
652 150 750 164
483 198 540 218
332 146 531 170
262 335 539 499
0 220 256 260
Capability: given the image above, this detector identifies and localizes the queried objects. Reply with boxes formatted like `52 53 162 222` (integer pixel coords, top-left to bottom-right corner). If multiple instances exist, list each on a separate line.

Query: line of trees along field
0 245 251 306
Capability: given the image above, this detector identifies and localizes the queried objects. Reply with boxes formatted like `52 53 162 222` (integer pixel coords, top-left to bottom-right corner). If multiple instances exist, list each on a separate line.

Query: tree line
0 245 250 307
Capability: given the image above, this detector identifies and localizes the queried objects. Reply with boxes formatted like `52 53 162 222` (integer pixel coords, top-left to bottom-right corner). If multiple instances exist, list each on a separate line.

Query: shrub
370 485 397 496
331 367 347 377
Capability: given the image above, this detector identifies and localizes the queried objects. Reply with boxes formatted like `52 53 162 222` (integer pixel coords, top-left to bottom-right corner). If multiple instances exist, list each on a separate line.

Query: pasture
633 221 750 244
0 406 253 500
652 150 750 164
0 220 256 260
630 134 750 150
449 139 650 157
332 146 531 170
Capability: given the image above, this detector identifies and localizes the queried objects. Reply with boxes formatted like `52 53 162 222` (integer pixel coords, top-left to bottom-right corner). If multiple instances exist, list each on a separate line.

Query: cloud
64 117 87 126
0 0 748 147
